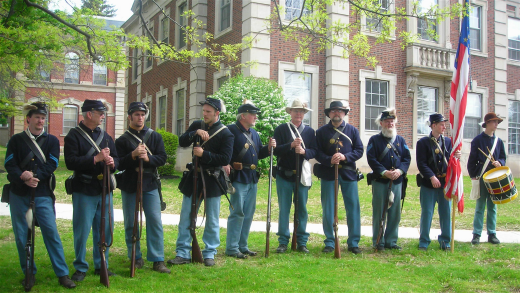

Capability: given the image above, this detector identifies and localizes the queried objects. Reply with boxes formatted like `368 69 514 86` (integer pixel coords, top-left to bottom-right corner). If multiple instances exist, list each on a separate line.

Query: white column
241 0 271 78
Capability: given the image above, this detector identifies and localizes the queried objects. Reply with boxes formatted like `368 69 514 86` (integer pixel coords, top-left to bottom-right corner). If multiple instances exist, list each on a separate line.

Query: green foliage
80 0 117 17
156 128 178 176
211 75 290 174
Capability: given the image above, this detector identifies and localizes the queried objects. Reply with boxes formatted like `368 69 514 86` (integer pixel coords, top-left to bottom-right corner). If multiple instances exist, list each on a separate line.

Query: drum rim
491 191 518 204
483 166 511 183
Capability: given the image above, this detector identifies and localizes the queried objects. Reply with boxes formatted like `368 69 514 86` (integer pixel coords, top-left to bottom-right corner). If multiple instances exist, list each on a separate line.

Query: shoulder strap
234 124 258 154
330 126 353 148
20 131 47 168
287 122 307 149
479 136 499 178
377 134 398 162
200 123 227 147
75 126 104 157
124 129 154 155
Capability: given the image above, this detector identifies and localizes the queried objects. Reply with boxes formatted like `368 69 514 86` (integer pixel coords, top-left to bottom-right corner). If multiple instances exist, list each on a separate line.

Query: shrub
211 74 290 174
156 128 178 176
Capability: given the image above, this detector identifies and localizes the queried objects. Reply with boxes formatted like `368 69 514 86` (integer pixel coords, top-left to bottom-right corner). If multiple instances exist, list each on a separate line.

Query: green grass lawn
1 146 520 291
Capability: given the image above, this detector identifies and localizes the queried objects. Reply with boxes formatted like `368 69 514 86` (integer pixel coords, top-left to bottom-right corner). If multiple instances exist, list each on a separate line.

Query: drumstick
486 146 495 161
478 148 495 162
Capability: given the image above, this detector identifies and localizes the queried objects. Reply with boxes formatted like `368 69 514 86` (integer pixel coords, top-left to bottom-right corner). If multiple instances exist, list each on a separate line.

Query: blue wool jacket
316 121 364 181
416 133 453 187
273 122 317 182
366 133 411 184
467 132 506 178
4 130 60 197
227 121 270 184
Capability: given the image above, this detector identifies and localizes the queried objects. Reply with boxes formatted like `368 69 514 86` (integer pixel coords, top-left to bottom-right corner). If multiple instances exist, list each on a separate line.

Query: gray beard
382 127 396 139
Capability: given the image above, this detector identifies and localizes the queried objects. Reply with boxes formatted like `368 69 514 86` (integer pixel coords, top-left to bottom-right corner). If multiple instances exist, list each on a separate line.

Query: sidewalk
2 202 520 243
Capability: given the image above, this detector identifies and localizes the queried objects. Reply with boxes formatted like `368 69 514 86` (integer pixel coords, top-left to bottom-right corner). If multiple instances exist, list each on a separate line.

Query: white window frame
416 85 439 136
470 0 488 57
156 87 168 130
132 48 140 83
213 66 231 93
361 0 396 39
508 94 520 155
142 93 152 129
93 62 107 86
62 105 78 135
173 78 187 136
158 8 171 65
144 23 154 73
176 1 188 49
215 0 232 38
283 0 310 22
407 0 450 48
463 84 489 142
278 60 319 129
508 17 520 65
64 52 80 84
359 67 397 145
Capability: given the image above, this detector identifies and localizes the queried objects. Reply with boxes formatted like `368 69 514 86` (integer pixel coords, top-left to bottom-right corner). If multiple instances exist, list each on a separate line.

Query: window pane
221 0 231 31
418 0 438 41
285 0 310 21
64 52 79 84
133 49 139 80
463 93 482 139
470 6 481 51
159 97 166 129
145 102 151 128
509 100 520 154
63 105 78 134
366 0 389 32
417 86 438 135
509 18 520 61
161 17 169 43
176 89 185 136
178 3 187 48
365 79 388 131
93 63 107 85
284 71 312 125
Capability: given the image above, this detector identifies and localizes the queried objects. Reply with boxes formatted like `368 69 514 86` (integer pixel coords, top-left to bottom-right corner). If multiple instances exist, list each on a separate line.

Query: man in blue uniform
416 113 461 251
168 98 234 267
273 99 317 253
467 113 506 245
64 99 119 281
223 101 276 258
5 102 76 290
315 101 364 254
115 102 170 273
367 108 411 250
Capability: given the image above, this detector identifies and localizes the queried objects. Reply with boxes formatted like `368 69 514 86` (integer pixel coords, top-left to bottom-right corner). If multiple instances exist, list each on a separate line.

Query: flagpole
451 196 457 252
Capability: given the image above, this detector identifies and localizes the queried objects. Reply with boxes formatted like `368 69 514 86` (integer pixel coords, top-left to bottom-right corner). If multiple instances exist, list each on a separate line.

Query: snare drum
482 166 518 204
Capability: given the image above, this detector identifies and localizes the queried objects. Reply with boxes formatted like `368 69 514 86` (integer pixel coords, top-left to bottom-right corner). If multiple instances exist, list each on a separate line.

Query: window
365 79 388 131
64 52 79 84
366 0 389 32
38 66 50 82
417 86 438 135
509 18 520 61
178 2 187 48
418 0 438 41
159 96 166 129
509 100 520 154
220 0 231 31
470 5 482 51
145 102 151 128
132 48 139 80
284 71 312 125
217 76 228 90
99 114 107 131
285 0 310 21
63 105 78 134
93 63 107 85
146 26 154 69
464 93 482 139
161 17 169 44
176 89 185 136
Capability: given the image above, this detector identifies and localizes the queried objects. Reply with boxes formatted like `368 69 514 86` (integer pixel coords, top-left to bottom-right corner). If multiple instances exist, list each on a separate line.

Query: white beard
381 127 396 139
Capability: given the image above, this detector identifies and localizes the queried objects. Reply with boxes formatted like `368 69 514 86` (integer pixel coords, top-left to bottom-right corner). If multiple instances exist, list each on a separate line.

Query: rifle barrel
130 158 143 277
99 161 110 287
291 152 300 251
334 147 341 259
265 146 274 257
25 164 37 291
190 139 203 263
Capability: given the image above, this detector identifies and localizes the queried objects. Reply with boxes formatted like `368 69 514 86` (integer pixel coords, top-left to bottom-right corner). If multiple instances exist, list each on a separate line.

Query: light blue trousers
72 192 113 272
473 177 497 236
276 176 310 247
321 178 361 248
122 189 164 262
371 181 402 247
225 182 257 254
419 186 451 249
175 195 221 260
10 192 69 277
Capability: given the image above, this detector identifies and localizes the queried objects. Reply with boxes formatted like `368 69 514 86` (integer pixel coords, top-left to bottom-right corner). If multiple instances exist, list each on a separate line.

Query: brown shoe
153 261 171 274
135 258 145 269
58 275 76 289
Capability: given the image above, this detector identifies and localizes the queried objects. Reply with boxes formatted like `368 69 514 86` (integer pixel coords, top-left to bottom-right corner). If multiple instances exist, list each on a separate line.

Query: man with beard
64 99 118 281
416 113 461 251
273 99 317 253
223 101 276 259
315 101 364 254
467 113 506 245
168 98 234 267
367 108 411 251
115 102 170 273
5 102 76 290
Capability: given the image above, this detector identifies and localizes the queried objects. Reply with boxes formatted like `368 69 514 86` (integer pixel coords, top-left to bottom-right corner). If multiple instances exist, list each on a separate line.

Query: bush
211 74 290 174
156 128 178 176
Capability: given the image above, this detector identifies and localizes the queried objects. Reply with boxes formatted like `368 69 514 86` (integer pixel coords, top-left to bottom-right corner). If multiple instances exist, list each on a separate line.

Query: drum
482 166 518 204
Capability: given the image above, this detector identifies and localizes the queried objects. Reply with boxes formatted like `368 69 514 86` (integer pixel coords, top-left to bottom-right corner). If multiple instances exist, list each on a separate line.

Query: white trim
213 66 231 93
172 78 188 136
155 86 168 130
361 0 396 39
406 0 451 49
469 0 488 57
358 67 397 146
143 23 155 74
278 60 319 130
158 8 171 65
214 0 233 39
175 0 188 50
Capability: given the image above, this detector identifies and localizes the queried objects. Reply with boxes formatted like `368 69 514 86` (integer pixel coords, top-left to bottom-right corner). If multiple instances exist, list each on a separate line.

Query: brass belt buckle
250 164 256 170
97 173 103 180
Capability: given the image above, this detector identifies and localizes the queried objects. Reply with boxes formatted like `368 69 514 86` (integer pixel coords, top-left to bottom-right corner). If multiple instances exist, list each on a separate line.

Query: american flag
444 0 470 213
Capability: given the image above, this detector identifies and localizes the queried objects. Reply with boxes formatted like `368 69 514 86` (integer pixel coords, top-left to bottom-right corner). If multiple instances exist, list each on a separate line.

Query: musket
291 151 300 251
265 144 274 257
333 140 341 259
375 177 393 252
99 142 113 287
24 164 37 292
130 155 143 277
190 138 203 264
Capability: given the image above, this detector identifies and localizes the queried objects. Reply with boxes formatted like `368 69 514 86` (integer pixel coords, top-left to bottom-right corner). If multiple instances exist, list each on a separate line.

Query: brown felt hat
481 113 503 128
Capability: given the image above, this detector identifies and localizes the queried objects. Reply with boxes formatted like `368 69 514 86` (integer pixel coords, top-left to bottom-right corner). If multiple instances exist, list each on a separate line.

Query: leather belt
241 163 257 170
277 166 296 174
436 173 447 178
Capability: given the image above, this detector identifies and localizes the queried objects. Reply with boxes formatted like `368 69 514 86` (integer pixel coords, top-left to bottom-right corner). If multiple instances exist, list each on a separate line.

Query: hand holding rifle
130 146 144 277
333 139 341 259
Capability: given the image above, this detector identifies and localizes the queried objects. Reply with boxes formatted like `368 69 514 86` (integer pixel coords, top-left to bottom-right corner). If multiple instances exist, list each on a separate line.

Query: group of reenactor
3 97 506 290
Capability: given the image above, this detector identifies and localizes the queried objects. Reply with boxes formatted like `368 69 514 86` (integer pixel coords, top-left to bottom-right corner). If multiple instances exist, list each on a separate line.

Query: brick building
122 0 520 175
7 19 127 148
